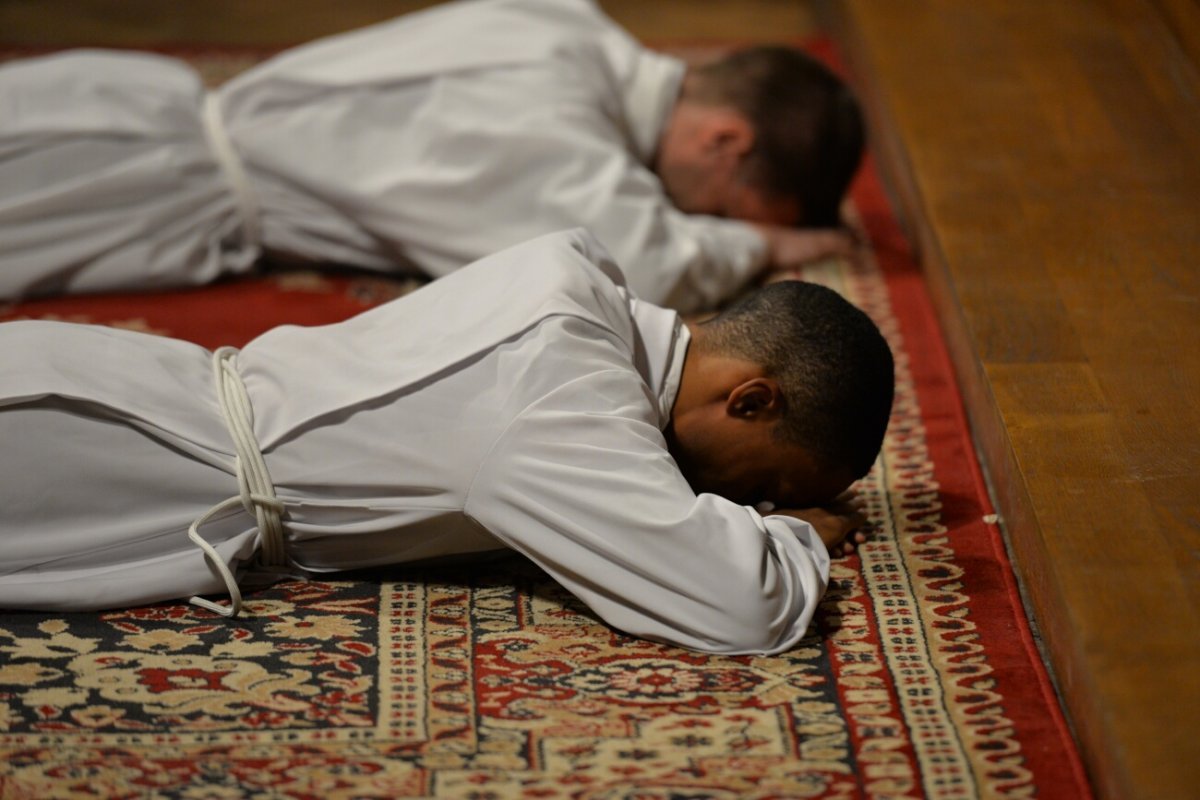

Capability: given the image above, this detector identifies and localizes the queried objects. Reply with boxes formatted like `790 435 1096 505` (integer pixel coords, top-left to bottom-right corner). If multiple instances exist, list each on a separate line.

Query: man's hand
775 490 868 557
755 224 861 274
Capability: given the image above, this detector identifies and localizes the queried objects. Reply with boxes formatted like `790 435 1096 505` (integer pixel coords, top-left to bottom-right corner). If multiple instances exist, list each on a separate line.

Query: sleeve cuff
664 216 769 312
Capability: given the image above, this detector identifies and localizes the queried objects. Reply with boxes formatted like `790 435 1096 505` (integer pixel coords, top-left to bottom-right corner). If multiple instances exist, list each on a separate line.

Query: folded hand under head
756 223 864 276
776 489 869 557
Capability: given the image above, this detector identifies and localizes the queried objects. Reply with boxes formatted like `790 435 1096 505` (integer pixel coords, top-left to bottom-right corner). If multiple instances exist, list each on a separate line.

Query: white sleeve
531 144 769 313
651 213 769 313
352 46 766 314
523 138 770 313
462 363 830 655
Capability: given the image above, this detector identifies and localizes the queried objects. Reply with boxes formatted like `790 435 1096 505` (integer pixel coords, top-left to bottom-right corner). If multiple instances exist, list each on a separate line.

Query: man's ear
726 377 784 421
701 109 756 160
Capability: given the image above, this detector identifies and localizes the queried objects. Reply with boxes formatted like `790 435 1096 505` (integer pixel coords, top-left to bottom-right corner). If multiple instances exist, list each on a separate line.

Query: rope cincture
188 346 286 618
202 92 261 252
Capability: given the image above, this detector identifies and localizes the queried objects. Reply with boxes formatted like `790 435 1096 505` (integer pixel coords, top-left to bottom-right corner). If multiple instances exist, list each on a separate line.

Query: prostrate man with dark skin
0 0 863 310
0 230 892 654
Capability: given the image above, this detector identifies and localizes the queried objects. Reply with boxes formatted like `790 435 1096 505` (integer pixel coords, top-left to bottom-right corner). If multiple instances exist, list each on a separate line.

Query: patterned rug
0 46 1092 799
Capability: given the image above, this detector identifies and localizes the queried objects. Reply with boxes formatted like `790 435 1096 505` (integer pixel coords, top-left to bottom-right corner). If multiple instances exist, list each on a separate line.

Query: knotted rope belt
188 346 285 617
202 93 261 253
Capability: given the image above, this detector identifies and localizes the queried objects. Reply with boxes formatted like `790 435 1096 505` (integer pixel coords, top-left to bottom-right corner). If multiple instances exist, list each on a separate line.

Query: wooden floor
830 1 1200 798
0 0 817 46
6 1 1199 797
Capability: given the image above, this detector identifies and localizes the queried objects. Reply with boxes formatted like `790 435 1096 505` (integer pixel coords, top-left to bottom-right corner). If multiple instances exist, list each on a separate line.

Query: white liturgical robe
0 230 829 655
0 0 767 310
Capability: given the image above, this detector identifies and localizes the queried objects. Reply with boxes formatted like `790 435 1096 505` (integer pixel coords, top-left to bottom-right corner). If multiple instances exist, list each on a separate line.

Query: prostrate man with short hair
0 229 893 654
0 0 863 310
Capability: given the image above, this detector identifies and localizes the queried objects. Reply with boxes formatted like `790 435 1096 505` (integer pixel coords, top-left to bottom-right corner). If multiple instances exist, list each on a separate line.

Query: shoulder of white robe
622 50 686 164
627 297 689 427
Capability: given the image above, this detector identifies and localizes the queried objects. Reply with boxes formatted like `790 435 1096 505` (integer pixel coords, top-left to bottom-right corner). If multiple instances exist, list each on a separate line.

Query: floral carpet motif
0 45 1091 799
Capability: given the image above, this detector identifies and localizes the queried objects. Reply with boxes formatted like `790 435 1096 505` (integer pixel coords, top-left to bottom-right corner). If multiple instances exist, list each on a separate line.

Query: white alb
0 229 828 655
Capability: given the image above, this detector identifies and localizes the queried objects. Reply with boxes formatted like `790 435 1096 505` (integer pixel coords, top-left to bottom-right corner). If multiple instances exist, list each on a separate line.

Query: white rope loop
202 92 261 253
188 346 285 618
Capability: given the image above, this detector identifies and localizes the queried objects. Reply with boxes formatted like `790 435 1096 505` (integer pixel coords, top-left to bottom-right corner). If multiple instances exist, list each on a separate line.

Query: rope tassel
189 346 286 617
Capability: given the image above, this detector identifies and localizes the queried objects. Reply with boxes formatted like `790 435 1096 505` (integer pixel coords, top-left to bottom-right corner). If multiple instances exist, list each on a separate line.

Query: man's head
654 47 865 229
667 280 894 508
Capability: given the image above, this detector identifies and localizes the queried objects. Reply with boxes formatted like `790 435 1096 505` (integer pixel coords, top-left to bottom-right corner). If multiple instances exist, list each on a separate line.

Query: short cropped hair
689 47 865 228
702 280 894 477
